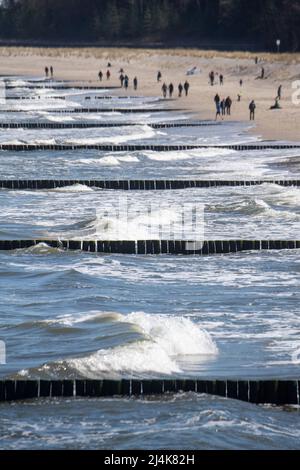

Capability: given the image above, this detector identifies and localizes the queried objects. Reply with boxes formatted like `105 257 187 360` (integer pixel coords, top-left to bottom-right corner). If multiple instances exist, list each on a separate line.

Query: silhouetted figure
50 66 53 78
261 67 265 79
216 102 222 121
162 83 167 98
178 83 183 97
98 71 103 81
255 57 259 65
107 62 112 68
106 70 111 80
169 83 174 98
133 77 138 90
45 67 49 78
277 85 282 100
157 71 162 82
124 76 129 89
214 94 220 105
239 79 243 87
220 99 226 116
225 96 232 115
237 93 241 102
120 74 125 87
184 81 190 96
209 71 215 86
119 68 124 73
249 100 256 120
220 74 224 85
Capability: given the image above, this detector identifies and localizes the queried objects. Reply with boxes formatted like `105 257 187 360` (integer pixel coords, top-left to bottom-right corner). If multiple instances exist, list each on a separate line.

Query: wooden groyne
0 379 299 406
0 240 299 254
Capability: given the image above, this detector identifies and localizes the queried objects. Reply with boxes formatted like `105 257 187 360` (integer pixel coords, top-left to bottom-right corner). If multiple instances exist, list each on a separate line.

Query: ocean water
0 78 299 450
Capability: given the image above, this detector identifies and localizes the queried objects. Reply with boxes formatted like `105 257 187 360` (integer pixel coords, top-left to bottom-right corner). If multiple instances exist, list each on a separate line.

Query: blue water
0 77 299 450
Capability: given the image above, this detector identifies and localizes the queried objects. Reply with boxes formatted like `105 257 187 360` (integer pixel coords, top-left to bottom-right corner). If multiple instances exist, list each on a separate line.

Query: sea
0 78 299 450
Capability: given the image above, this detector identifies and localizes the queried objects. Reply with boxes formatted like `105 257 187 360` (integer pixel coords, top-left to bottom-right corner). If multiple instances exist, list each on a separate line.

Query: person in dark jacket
184 81 190 96
162 83 167 98
249 100 256 120
225 96 232 115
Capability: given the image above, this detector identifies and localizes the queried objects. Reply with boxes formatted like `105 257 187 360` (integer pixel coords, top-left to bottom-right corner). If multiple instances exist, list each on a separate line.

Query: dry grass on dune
0 46 300 64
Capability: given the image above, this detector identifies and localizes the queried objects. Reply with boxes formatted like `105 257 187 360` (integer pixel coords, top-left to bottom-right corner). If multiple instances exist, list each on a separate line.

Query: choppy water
0 77 299 450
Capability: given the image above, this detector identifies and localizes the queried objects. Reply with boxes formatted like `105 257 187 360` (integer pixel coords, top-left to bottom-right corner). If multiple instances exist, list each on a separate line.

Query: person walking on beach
45 67 49 78
214 94 220 106
261 67 265 79
215 101 222 120
239 79 243 87
178 83 183 97
98 70 103 81
225 96 232 115
124 76 129 90
220 74 224 85
169 83 174 98
249 100 256 120
277 85 282 100
50 66 53 78
119 73 125 87
157 71 162 82
133 77 138 91
209 71 215 86
106 70 111 80
162 83 167 98
220 99 226 116
184 81 190 96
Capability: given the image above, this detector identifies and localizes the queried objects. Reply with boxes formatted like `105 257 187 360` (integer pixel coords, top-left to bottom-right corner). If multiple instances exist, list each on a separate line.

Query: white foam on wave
63 124 156 145
145 148 235 161
64 311 218 377
253 198 300 220
97 156 120 166
48 184 95 193
58 207 181 240
44 115 76 123
72 155 140 166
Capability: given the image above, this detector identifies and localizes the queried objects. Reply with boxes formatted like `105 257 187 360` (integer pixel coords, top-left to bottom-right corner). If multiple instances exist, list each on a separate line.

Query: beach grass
0 46 300 64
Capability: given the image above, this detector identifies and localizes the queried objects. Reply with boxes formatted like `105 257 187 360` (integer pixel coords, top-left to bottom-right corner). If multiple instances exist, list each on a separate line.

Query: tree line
0 0 299 51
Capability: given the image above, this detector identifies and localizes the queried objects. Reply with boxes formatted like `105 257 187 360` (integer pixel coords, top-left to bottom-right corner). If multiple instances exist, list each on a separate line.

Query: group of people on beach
44 66 54 78
214 94 232 120
119 72 138 90
214 93 257 121
98 70 111 81
98 67 138 91
161 81 190 98
94 59 285 123
209 71 225 86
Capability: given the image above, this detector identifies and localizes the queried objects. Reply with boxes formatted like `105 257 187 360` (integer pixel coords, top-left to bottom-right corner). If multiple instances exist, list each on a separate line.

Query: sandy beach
0 47 299 142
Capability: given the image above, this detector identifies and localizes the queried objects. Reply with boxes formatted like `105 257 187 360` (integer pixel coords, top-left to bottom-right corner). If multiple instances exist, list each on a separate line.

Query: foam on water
18 311 218 378
0 124 157 145
49 184 95 193
53 207 182 240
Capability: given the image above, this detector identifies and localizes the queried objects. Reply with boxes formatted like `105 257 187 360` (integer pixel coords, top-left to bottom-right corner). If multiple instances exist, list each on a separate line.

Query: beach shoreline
0 47 299 142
